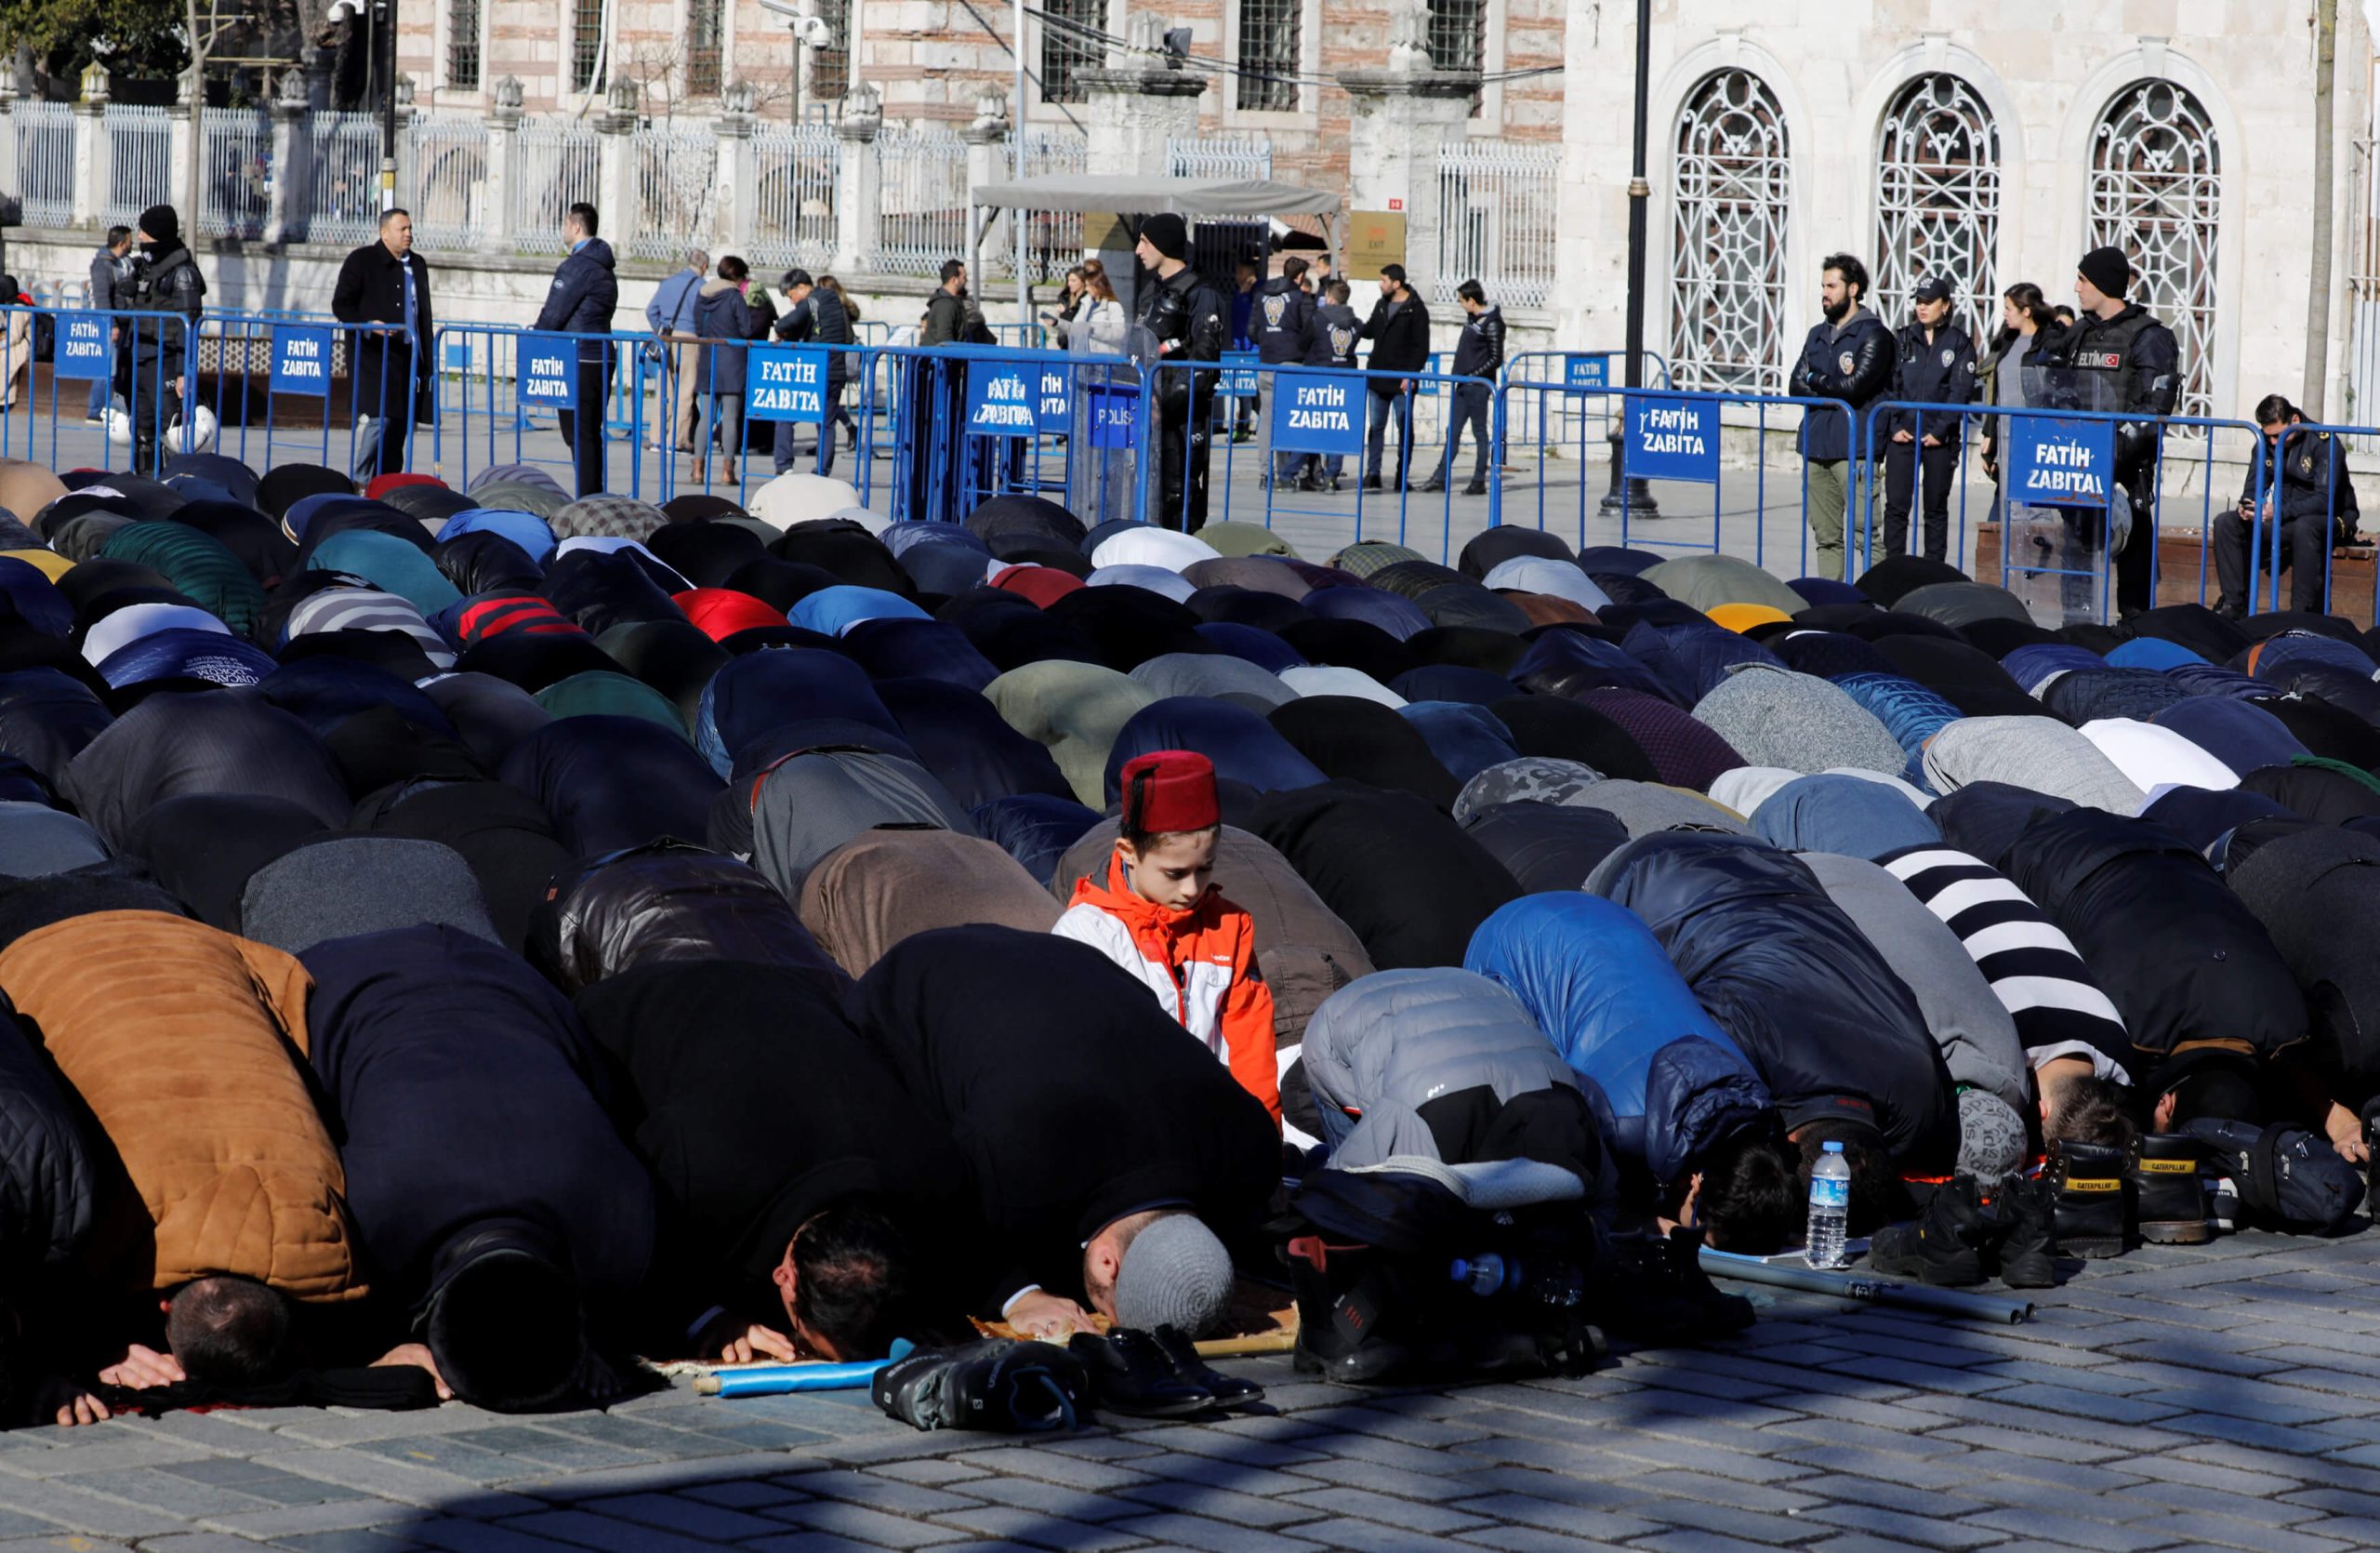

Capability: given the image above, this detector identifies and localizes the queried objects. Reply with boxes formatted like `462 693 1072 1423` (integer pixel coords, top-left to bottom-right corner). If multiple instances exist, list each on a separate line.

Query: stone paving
2 1227 2377 1550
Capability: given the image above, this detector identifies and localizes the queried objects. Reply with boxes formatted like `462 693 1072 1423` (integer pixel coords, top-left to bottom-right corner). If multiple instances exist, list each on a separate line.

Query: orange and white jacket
1053 850 1280 1125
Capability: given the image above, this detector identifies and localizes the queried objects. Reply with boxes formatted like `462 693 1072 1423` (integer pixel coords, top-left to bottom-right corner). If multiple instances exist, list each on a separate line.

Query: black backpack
2184 1118 2366 1235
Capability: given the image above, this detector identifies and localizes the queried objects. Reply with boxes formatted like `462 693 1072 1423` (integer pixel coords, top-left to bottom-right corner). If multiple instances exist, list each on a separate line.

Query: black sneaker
1462 480 1488 497
1991 1175 2058 1289
1868 1175 2001 1287
1149 1324 1264 1409
872 1338 1090 1433
1414 475 1446 494
2048 1140 2131 1258
1361 475 1383 492
1286 1235 1408 1384
2132 1134 2212 1244
1067 1330 1213 1417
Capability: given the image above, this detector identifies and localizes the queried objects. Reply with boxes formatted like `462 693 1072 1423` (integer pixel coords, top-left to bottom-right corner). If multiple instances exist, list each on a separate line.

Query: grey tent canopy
971 176 1342 219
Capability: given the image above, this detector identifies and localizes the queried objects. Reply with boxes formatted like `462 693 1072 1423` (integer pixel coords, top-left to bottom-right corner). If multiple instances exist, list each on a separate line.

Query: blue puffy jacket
1465 892 1769 1186
533 239 619 336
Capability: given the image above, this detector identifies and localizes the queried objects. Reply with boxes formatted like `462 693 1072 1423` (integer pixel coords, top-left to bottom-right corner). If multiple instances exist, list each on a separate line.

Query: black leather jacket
1790 308 1896 459
1141 265 1228 405
2029 304 2181 484
112 245 205 364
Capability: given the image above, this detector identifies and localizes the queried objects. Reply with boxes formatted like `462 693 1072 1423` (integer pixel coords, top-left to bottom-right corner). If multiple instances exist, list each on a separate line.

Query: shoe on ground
1991 1175 2058 1289
1590 1228 1755 1341
2132 1133 2212 1245
2047 1139 2131 1259
1067 1329 1212 1417
1285 1234 1408 1384
1414 476 1446 494
1462 480 1488 497
1361 475 1383 492
1868 1175 2000 1288
872 1338 1090 1433
1149 1324 1263 1408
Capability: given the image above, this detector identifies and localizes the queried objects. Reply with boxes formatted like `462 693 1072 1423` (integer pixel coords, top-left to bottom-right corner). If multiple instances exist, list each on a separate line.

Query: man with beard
1788 253 1896 581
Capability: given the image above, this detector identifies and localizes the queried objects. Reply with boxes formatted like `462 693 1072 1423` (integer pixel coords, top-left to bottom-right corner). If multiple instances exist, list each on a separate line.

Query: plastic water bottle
1806 1140 1851 1268
1449 1253 1514 1296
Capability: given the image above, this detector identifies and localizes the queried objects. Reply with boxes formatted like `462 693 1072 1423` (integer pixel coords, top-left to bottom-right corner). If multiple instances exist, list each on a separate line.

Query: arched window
1669 69 1792 394
2089 79 2221 418
1874 73 2001 345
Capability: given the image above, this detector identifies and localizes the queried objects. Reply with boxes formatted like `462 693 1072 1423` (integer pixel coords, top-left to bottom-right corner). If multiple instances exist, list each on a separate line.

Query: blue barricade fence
1148 358 1501 562
433 325 655 500
1498 351 1679 538
2263 423 2373 617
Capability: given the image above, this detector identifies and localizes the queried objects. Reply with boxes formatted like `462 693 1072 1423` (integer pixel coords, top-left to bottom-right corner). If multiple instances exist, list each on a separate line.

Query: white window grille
1874 73 2001 349
1038 0 1104 107
2088 79 2221 420
749 123 838 272
1007 127 1087 284
811 0 853 106
302 112 382 248
628 126 717 262
199 108 271 242
1236 0 1299 113
12 102 79 229
1435 139 1559 311
511 118 600 254
872 126 969 278
1669 68 1792 395
686 0 725 99
448 0 483 90
1167 137 1272 180
403 114 489 251
102 106 172 231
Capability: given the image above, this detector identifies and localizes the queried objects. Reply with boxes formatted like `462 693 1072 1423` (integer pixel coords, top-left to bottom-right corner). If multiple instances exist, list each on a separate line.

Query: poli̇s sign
2005 416 2114 507
518 338 577 410
1088 383 1138 448
1270 372 1362 456
1622 393 1719 484
965 362 1037 437
747 346 827 423
271 327 332 396
54 316 110 379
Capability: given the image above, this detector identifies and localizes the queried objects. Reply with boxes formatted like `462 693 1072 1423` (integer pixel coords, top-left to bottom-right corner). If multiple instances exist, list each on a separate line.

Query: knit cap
1114 1215 1236 1336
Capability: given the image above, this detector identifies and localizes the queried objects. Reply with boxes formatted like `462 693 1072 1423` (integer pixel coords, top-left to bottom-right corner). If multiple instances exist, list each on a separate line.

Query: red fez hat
1120 750 1220 836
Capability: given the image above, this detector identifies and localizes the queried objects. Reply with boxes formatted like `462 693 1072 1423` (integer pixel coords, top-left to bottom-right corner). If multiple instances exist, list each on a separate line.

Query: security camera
795 16 832 46
326 0 357 19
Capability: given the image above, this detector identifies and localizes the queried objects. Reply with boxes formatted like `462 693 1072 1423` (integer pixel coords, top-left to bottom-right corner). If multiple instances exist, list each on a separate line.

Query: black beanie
1140 213 1190 263
139 205 181 249
2077 245 2130 299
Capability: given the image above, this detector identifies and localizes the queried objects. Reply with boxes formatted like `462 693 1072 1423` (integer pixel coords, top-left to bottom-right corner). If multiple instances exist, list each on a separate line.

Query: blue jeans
1434 381 1491 486
1365 389 1413 486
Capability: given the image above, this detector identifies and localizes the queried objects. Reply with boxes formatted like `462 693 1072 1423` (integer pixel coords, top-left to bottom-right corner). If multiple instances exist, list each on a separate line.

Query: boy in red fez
1054 750 1279 1124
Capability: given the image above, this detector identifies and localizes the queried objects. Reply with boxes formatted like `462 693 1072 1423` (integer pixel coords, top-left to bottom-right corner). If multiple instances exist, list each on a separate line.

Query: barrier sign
54 315 109 379
1564 353 1611 392
1270 373 1363 457
271 326 332 396
747 346 827 423
1089 383 1139 449
964 361 1038 437
519 338 577 410
2004 416 2113 506
1035 365 1071 434
1218 351 1260 400
1622 393 1719 484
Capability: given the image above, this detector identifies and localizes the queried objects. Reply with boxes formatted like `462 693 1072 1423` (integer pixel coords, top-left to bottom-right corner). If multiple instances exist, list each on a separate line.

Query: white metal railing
1435 139 1560 311
512 118 600 255
628 125 716 262
748 123 837 273
301 111 381 248
102 106 171 231
1166 136 1272 180
402 113 490 252
198 108 271 241
1011 128 1087 285
872 125 968 278
13 101 78 228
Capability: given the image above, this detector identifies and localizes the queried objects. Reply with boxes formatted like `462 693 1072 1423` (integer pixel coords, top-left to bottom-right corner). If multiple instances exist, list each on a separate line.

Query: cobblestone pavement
1 1228 2376 1550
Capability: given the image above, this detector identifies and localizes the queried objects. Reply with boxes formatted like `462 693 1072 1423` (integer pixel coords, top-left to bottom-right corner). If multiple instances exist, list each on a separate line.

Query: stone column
1079 12 1205 182
1337 0 1478 299
961 89 1011 278
73 64 109 233
478 77 523 261
716 81 758 258
830 82 881 277
595 77 641 249
263 70 311 247
169 72 199 240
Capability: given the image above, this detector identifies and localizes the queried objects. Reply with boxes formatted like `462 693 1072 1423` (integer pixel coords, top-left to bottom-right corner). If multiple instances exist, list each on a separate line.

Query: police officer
112 204 206 478
1881 275 1977 564
1254 256 1315 490
1135 213 1229 532
1788 253 1896 582
2029 246 2181 618
2213 394 2360 618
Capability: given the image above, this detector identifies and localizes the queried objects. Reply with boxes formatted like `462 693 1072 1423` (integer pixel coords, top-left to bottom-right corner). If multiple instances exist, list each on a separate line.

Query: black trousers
1882 438 1958 564
114 354 187 477
1157 385 1213 532
2213 509 2342 615
552 349 615 498
2056 475 2158 618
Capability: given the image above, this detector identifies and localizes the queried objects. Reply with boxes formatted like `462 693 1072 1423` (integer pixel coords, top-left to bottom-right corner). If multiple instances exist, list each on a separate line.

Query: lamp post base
1597 430 1660 518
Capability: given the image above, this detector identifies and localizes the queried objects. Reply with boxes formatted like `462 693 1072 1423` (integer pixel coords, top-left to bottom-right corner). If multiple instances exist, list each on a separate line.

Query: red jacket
1053 849 1280 1124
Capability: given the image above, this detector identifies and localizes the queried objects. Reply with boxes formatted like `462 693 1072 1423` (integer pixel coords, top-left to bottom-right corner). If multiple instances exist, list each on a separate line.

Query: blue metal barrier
1498 351 1676 537
434 325 657 500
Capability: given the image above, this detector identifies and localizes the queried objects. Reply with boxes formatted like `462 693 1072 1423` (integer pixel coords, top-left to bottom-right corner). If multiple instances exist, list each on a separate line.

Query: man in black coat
1256 257 1316 489
773 269 853 478
1136 215 1230 533
331 208 434 483
576 959 977 1361
1358 263 1432 493
532 202 619 498
1789 253 1896 581
111 204 206 478
1880 275 1977 564
2213 393 2360 617
845 926 1281 1340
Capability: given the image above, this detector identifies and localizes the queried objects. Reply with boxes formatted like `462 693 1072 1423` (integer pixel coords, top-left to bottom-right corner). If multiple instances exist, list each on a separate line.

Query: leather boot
1991 1175 2059 1289
1286 1235 1408 1384
1589 1229 1748 1340
1150 1324 1264 1409
1065 1330 1212 1418
2048 1140 2131 1259
1868 1175 2001 1287
2131 1134 2212 1244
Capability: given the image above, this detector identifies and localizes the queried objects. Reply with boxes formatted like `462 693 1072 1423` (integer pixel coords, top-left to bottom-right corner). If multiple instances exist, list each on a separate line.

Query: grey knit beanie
1956 1088 2029 1183
238 837 499 955
1114 1215 1236 1336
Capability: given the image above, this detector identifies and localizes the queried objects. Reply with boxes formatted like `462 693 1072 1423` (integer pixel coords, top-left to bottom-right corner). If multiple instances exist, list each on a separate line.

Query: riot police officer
1880 275 1977 564
2214 394 2360 617
2027 246 2181 618
1134 213 1228 532
112 204 206 477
